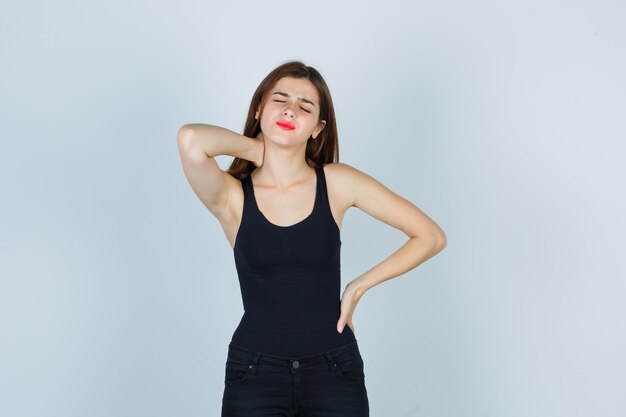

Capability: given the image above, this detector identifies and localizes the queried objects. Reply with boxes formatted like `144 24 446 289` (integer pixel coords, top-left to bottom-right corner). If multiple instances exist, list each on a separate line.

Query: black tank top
229 165 357 358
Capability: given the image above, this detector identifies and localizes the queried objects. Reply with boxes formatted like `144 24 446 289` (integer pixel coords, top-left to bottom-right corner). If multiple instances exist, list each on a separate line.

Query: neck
252 143 313 189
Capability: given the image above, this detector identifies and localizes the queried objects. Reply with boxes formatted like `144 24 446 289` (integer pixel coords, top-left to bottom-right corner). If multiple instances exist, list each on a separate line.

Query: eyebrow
271 91 316 107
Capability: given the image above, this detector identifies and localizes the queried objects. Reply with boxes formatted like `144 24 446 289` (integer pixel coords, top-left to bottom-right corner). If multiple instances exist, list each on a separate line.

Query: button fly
292 360 300 369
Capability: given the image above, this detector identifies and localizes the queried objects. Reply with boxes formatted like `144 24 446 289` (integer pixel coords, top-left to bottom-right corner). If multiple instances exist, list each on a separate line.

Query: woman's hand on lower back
337 281 366 334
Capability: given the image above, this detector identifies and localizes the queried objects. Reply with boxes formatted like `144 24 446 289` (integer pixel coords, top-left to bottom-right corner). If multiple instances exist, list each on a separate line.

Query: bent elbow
177 125 196 151
435 232 447 251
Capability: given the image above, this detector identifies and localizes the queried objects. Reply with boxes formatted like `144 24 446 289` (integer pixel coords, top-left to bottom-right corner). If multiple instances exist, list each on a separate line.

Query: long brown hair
226 60 340 180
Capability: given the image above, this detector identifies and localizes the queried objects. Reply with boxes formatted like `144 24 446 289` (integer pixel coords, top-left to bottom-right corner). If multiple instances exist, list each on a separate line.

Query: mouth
276 121 295 131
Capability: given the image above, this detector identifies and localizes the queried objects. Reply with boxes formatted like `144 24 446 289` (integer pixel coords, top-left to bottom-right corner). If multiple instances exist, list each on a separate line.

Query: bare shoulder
323 162 447 244
321 162 353 209
322 161 380 208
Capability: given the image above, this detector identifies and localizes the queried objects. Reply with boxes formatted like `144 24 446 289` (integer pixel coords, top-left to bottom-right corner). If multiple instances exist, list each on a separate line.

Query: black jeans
221 340 369 417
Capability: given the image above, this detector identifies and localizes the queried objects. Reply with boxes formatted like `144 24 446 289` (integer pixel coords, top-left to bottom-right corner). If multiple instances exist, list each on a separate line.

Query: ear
312 120 326 139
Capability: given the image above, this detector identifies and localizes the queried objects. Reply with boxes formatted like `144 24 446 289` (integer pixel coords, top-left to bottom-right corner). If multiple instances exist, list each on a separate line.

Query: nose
282 102 296 118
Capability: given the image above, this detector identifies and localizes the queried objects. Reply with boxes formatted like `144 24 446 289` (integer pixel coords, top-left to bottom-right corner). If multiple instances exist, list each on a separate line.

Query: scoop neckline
248 168 319 229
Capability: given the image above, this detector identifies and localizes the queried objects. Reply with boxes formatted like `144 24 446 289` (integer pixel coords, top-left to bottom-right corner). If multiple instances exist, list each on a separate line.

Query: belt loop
250 352 261 375
323 352 338 372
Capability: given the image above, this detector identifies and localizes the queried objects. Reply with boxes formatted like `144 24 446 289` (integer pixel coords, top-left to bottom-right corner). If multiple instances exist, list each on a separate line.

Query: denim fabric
221 340 369 417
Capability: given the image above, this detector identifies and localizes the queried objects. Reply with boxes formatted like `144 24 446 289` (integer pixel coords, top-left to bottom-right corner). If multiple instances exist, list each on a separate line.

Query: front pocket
224 361 252 384
335 353 365 383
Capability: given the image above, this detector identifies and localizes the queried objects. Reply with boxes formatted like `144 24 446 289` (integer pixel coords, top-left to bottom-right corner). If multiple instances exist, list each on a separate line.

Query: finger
337 317 346 333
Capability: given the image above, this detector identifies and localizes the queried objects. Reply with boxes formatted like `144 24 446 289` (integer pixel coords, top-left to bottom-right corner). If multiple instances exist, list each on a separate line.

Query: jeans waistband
227 340 359 369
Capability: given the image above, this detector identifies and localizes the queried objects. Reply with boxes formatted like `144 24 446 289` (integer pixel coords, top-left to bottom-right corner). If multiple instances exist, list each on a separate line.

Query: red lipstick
276 121 295 130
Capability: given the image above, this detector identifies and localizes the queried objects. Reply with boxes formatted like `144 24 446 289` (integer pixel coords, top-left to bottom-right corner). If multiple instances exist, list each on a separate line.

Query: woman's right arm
176 123 263 216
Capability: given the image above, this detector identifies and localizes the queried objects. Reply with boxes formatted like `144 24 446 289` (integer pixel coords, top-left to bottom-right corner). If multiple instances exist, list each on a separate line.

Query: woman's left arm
332 162 447 333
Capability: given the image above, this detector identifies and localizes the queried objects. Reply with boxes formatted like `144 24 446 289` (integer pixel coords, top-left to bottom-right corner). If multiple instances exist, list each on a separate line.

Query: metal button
292 360 300 369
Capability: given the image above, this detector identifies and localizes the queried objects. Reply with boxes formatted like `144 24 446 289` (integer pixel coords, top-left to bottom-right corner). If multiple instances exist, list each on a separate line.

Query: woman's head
255 76 326 152
228 60 339 179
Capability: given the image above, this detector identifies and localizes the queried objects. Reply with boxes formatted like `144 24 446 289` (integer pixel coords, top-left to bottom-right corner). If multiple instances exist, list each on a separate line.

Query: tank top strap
316 165 334 221
239 174 255 221
241 174 251 193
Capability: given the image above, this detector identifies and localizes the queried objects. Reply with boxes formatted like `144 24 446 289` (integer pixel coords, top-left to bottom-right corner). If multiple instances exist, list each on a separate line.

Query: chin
269 132 299 142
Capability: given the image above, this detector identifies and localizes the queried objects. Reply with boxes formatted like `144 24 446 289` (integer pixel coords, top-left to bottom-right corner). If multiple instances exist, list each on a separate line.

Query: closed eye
272 99 311 113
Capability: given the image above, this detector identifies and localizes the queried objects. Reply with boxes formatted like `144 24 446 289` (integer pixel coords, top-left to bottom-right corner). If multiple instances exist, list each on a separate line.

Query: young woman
177 60 447 417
